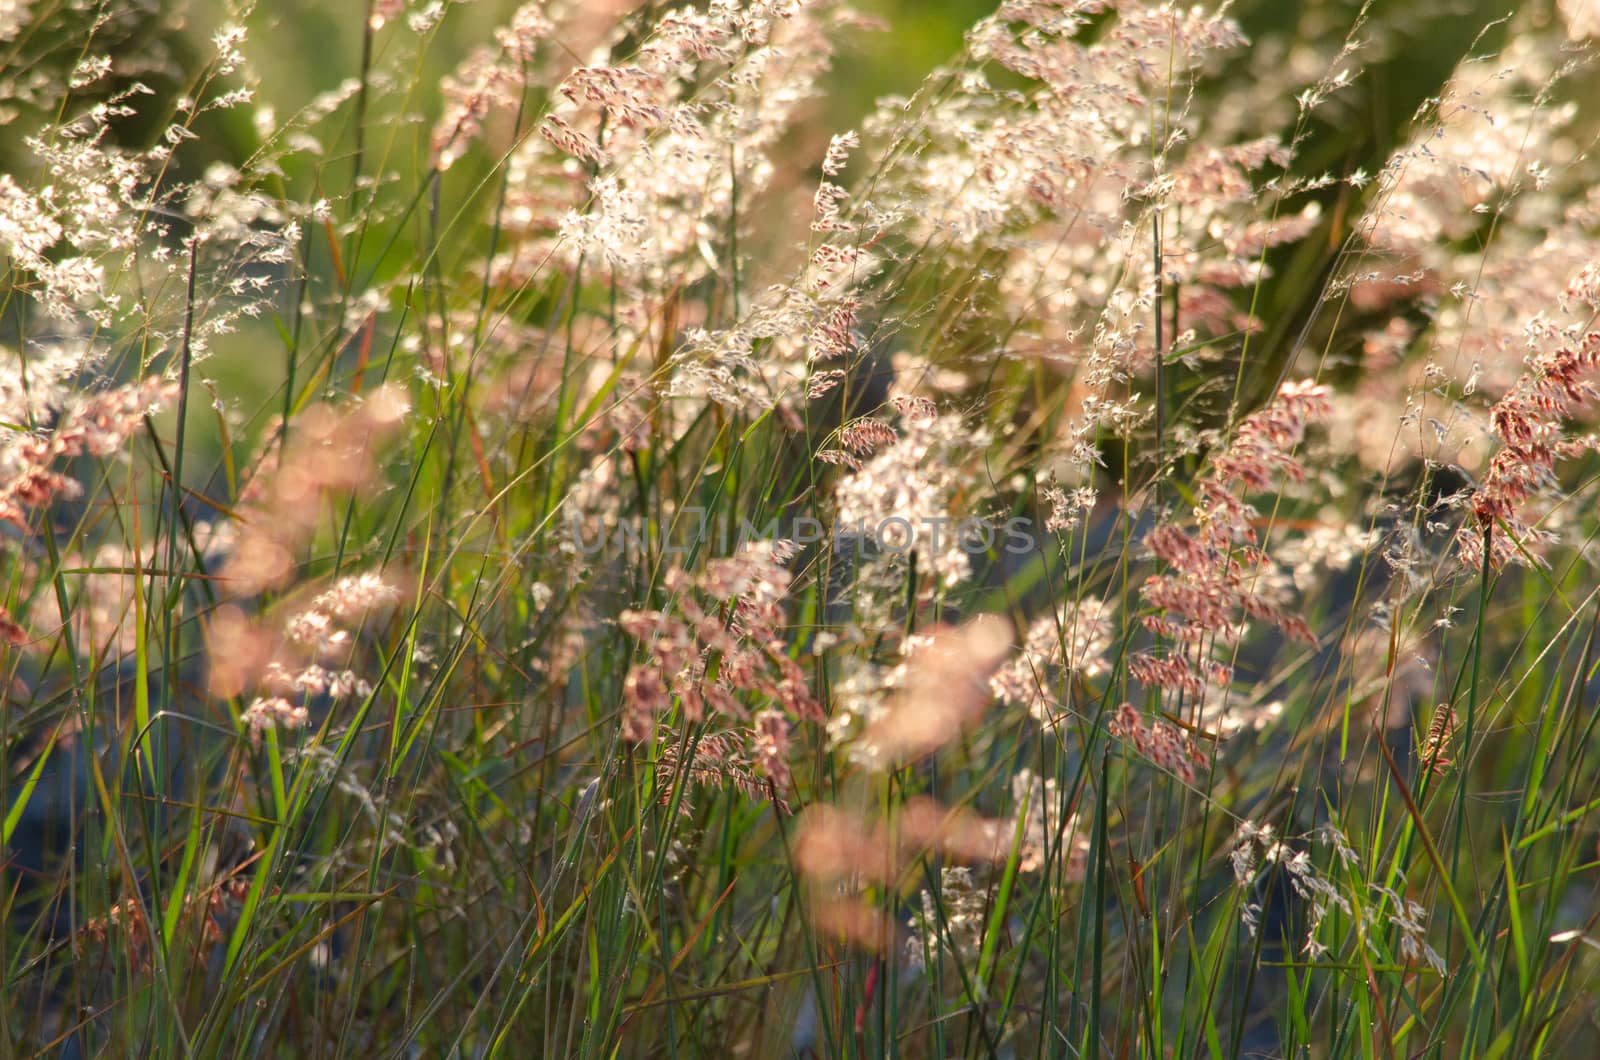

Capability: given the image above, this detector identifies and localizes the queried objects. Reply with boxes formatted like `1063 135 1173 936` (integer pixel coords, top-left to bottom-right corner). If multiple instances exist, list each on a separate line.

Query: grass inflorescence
4 1 1600 1057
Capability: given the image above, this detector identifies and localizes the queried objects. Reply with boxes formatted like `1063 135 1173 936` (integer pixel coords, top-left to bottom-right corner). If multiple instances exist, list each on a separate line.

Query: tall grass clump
5 0 1600 1056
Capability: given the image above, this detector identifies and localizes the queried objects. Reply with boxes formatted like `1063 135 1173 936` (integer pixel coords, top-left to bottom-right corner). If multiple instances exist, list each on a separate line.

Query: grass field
5 0 1600 1056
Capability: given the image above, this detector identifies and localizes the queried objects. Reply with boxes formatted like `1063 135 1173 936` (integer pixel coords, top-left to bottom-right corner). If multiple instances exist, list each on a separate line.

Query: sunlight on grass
4 1 1600 1056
